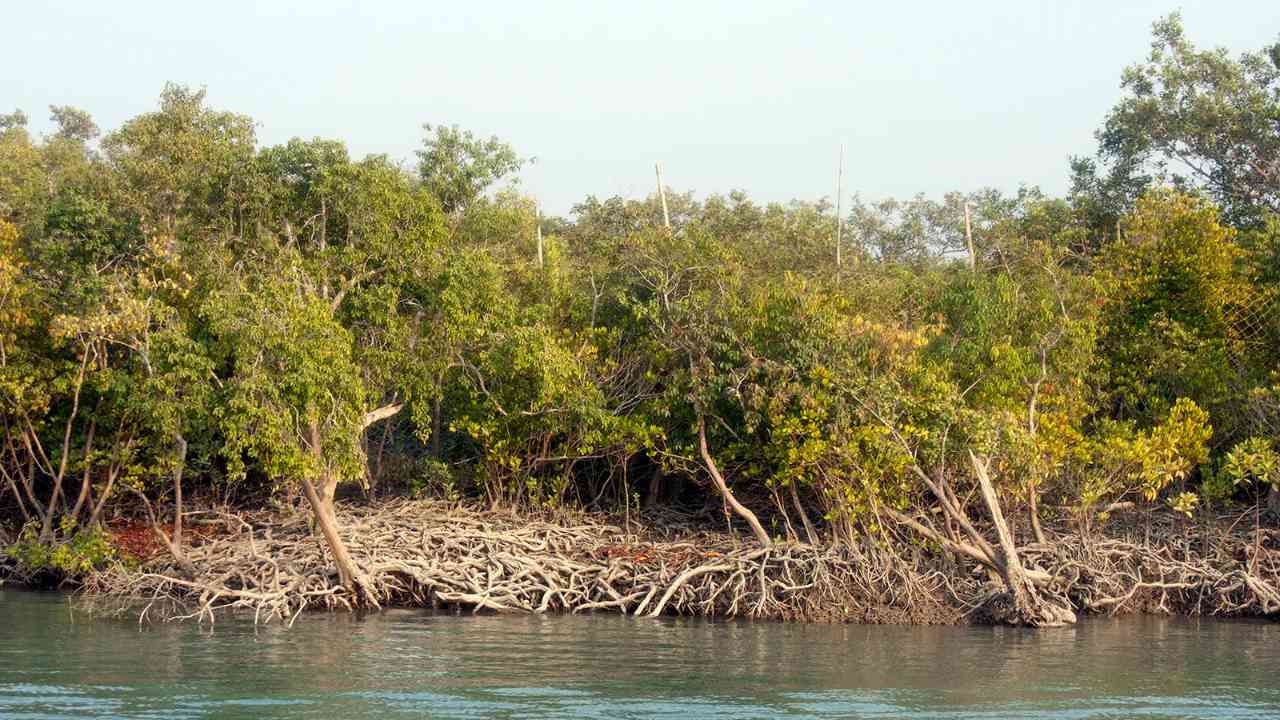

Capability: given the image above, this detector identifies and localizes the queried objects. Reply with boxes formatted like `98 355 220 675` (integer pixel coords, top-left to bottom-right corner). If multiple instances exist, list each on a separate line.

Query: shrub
5 519 116 579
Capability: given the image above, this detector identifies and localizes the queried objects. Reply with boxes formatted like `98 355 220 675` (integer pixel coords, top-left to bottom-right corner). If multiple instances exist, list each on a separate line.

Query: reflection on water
1 589 1277 718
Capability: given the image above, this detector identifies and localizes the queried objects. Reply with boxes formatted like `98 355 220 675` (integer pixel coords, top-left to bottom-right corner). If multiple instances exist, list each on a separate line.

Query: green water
1 589 1277 719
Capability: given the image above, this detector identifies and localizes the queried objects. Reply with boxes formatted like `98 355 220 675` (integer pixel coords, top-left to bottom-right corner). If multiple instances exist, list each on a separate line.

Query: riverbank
4 499 1261 626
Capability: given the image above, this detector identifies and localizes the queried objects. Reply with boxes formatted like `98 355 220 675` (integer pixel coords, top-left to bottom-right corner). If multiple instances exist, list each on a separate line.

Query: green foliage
1222 437 1280 492
1098 191 1252 430
208 268 367 490
0 109 28 130
103 83 259 239
407 458 458 501
49 105 99 142
416 123 524 214
1080 398 1213 509
1167 491 1200 518
5 27 1280 558
6 519 115 577
1076 13 1280 227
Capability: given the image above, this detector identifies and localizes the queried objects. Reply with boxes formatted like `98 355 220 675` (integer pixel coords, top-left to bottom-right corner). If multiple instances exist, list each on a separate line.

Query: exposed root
76 501 1280 626
1020 514 1280 618
79 500 959 625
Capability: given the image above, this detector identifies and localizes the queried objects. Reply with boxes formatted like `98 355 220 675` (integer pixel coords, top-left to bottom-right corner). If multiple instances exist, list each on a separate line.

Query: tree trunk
68 417 96 523
697 415 771 547
128 484 195 576
371 418 393 490
971 452 1074 626
18 455 48 532
1028 482 1046 544
2 467 31 522
645 463 662 509
171 434 187 552
972 454 1036 617
884 453 1071 626
299 472 364 595
39 352 89 542
304 422 371 602
788 481 819 545
86 464 119 529
431 392 443 459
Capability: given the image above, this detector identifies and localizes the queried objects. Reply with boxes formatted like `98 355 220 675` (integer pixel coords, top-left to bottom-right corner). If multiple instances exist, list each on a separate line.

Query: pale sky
4 1 1277 215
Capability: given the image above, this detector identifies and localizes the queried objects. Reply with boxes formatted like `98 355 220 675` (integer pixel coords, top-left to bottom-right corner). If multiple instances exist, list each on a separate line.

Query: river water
1 589 1278 719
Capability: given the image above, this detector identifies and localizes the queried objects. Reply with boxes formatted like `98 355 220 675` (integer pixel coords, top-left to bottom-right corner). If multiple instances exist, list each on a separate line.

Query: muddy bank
35 499 1268 626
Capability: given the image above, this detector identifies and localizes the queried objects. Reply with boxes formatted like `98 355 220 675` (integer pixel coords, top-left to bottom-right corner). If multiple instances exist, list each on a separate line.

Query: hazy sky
4 1 1277 215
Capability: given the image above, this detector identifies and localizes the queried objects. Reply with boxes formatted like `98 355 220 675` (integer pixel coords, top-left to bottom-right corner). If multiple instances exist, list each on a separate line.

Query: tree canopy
3 15 1279 592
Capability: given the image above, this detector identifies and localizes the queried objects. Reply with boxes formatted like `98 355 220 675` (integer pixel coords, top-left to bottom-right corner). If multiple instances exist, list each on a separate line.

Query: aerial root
79 499 954 625
1018 517 1280 618
77 500 1280 626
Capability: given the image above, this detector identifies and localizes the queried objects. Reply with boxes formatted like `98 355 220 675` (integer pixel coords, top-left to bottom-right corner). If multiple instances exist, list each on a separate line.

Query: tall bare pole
835 144 845 267
655 163 671 229
964 202 976 272
535 205 544 268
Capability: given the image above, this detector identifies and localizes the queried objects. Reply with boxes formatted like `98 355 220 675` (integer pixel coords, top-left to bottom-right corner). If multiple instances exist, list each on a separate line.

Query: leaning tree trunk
697 415 772 547
304 423 372 603
970 452 1075 627
884 449 1075 626
299 472 365 595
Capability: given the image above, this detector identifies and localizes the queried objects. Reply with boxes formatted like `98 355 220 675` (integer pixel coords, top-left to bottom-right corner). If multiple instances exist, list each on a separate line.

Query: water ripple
1 590 1277 719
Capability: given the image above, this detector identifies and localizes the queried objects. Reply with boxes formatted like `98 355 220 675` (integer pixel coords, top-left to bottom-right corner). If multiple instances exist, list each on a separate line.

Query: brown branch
697 415 772 547
361 403 404 430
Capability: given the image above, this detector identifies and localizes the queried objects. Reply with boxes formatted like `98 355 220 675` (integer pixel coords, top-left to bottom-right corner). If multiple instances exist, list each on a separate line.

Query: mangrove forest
1 14 1279 628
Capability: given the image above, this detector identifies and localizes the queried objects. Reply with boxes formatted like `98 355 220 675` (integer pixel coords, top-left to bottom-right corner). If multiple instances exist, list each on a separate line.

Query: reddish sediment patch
105 520 223 562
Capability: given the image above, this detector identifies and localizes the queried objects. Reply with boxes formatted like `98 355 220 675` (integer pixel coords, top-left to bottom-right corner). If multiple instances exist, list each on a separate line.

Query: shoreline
7 499 1275 627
